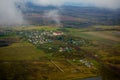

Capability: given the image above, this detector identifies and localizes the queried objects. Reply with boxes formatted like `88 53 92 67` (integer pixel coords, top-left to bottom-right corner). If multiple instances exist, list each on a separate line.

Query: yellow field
83 31 120 42
13 26 59 31
0 42 46 60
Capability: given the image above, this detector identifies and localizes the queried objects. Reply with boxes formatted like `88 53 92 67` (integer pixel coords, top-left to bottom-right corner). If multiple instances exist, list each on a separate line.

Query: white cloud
69 0 120 9
0 0 120 26
43 10 61 26
29 0 64 6
0 0 26 25
29 0 120 9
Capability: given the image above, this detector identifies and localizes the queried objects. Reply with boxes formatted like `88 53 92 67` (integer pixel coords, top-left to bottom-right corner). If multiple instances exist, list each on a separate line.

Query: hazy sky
0 0 25 25
0 0 120 25
30 0 120 9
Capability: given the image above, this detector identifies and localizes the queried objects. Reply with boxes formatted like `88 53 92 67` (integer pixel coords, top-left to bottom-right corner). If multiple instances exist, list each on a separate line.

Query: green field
0 26 120 80
0 42 46 60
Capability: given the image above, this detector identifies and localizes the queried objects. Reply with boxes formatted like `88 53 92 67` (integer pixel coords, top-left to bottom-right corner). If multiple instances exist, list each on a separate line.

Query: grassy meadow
0 42 46 60
0 25 120 80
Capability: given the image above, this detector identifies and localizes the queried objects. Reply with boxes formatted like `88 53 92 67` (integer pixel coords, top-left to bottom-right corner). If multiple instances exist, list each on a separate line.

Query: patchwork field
0 26 120 80
0 42 46 60
79 31 120 42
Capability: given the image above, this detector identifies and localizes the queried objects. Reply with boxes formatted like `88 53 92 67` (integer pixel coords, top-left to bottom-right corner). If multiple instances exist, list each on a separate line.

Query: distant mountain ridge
16 2 120 27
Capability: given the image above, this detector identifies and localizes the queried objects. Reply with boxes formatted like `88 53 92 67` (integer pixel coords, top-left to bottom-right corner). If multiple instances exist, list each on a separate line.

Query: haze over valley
0 0 120 80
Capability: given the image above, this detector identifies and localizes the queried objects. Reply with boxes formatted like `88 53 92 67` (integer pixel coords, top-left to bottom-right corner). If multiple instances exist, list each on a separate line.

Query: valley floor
0 26 120 80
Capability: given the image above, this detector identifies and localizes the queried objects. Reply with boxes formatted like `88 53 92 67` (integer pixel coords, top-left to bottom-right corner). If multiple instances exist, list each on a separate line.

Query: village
18 30 91 52
17 29 94 68
0 28 95 69
18 30 63 44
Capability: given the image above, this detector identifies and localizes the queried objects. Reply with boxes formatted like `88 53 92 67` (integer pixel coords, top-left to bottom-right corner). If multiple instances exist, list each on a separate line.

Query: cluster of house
79 59 93 68
72 59 94 68
53 32 64 36
69 40 87 45
59 47 72 52
18 30 91 55
19 30 64 45
0 30 13 36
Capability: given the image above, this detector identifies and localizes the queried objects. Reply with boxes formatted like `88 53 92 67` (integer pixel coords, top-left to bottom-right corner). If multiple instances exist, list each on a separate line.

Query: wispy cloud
29 0 64 6
0 0 120 26
0 0 26 25
28 0 120 26
43 10 61 26
29 0 120 9
69 0 120 9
